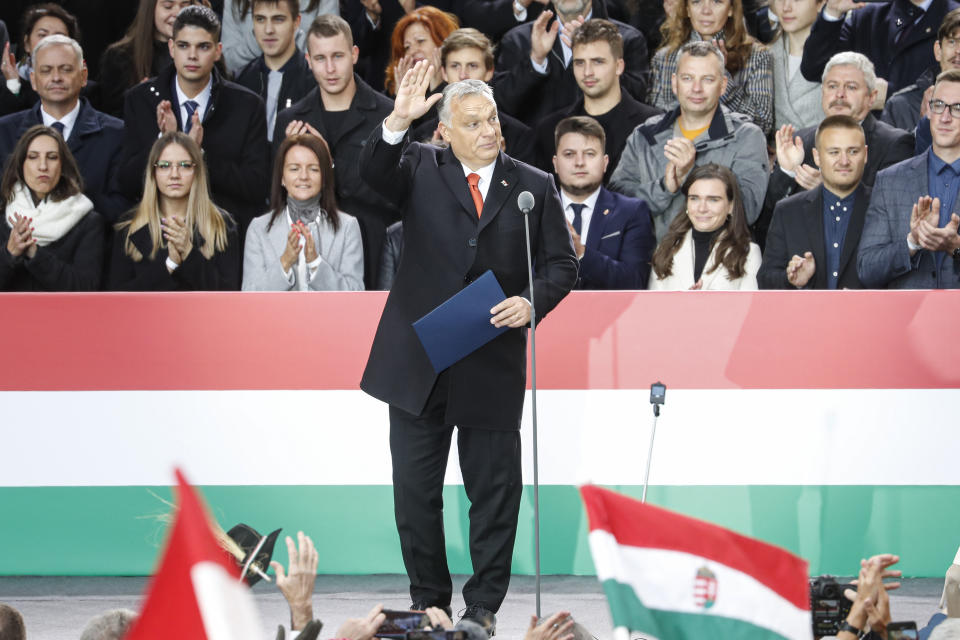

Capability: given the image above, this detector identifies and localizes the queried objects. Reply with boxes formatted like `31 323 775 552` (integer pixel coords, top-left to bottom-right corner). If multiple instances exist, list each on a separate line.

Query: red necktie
467 173 483 218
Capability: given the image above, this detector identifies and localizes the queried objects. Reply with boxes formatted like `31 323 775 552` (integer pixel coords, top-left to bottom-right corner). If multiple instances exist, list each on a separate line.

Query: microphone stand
521 205 542 618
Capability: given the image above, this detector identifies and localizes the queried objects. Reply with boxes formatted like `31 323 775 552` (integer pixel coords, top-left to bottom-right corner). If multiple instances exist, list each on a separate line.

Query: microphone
518 190 535 215
517 188 542 617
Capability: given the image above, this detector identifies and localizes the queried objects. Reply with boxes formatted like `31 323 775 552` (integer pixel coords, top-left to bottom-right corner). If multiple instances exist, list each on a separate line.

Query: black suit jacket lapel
802 188 828 288
438 147 482 223
839 184 869 278
478 153 519 234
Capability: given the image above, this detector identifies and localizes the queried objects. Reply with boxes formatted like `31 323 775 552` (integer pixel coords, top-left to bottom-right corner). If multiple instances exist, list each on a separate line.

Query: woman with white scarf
0 124 103 290
109 132 239 290
242 133 363 291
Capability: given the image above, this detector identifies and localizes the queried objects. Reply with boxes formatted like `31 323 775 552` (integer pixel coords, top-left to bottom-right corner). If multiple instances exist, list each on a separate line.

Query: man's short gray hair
438 79 496 126
32 34 84 67
822 51 877 93
677 41 725 71
79 609 137 640
930 618 960 640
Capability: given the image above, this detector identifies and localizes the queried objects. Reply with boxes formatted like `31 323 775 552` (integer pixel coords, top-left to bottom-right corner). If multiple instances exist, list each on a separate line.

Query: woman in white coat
242 133 363 291
649 163 761 290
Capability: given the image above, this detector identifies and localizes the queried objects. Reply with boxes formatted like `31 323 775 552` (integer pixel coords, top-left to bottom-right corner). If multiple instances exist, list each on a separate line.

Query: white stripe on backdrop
4 389 957 487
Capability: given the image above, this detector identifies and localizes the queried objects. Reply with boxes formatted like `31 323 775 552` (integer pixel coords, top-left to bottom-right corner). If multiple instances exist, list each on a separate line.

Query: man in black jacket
275 14 397 289
117 6 269 232
494 0 648 126
0 35 127 222
234 0 315 142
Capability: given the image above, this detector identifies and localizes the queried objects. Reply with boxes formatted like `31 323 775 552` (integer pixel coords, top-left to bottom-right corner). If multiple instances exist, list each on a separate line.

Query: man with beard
759 115 870 289
554 115 655 288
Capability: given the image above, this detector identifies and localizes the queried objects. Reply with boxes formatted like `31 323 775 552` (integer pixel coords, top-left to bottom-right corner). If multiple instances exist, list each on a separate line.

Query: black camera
810 575 856 637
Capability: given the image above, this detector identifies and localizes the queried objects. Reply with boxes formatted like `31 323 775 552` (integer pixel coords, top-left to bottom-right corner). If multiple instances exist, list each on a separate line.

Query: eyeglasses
154 160 196 172
928 99 960 117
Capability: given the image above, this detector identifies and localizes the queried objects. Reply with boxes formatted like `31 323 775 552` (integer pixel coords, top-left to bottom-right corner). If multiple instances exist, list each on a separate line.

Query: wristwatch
838 621 867 638
952 244 960 261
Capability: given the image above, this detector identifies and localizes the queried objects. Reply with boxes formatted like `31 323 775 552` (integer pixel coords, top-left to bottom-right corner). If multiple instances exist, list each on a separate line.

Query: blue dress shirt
821 186 856 289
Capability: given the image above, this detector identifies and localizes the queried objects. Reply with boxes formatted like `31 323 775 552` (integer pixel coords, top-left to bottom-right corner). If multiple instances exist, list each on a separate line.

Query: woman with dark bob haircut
109 132 239 290
649 163 760 290
242 133 363 291
0 124 103 290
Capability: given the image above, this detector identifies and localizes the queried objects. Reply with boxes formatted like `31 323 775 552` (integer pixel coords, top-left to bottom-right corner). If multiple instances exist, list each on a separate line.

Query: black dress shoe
459 604 496 637
410 601 453 619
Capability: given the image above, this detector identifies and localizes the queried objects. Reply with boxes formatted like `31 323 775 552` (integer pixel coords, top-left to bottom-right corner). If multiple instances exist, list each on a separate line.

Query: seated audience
222 0 337 74
0 4 79 116
0 35 127 223
110 132 239 290
768 0 825 130
495 0 649 126
0 124 103 291
534 19 661 182
553 116 655 289
276 14 397 290
759 115 869 289
234 0 316 142
0 604 25 640
383 7 459 98
408 28 534 164
800 0 960 102
649 163 761 290
97 0 202 119
243 133 363 290
647 0 774 134
609 41 769 240
859 69 960 289
758 51 914 247
883 8 960 134
79 609 137 640
117 5 269 235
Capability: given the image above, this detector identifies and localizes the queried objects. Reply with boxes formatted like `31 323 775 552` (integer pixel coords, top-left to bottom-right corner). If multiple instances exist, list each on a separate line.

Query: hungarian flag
124 469 263 640
581 486 812 640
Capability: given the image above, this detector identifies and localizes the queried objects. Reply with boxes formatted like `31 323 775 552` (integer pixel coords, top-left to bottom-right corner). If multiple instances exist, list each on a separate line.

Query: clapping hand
157 100 177 134
909 196 960 253
775 124 806 173
281 224 302 272
5 213 37 259
559 14 586 50
786 251 816 288
297 221 318 263
0 42 17 82
161 215 193 264
663 137 696 193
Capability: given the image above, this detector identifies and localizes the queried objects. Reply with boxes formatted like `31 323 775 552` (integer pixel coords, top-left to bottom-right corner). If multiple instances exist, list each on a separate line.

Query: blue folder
412 270 509 373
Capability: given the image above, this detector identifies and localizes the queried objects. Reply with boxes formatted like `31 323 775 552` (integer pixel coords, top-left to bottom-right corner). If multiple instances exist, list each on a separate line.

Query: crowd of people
0 0 957 292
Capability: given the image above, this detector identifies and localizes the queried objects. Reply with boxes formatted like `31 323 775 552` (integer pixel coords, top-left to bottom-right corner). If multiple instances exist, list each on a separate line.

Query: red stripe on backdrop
0 290 958 391
581 485 810 610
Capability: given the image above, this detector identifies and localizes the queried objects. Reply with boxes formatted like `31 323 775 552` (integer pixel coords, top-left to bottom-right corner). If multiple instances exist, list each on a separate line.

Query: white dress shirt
40 100 81 141
174 76 213 129
561 187 601 245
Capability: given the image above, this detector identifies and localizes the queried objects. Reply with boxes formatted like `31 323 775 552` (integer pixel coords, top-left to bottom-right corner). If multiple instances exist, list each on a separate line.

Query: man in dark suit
0 35 127 222
800 0 960 99
276 14 397 289
534 18 660 182
758 52 914 248
759 115 870 289
553 115 654 288
859 69 960 288
359 65 577 632
117 6 268 232
494 0 648 126
234 0 315 143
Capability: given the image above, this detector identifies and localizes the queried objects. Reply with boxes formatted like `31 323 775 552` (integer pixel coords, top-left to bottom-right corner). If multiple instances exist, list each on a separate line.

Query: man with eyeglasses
858 68 960 288
117 5 268 236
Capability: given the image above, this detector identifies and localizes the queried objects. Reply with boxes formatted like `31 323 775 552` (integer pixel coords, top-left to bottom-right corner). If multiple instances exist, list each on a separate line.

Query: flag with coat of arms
580 485 813 640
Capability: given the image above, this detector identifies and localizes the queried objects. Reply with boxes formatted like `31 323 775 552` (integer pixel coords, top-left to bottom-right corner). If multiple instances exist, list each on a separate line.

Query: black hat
227 523 282 586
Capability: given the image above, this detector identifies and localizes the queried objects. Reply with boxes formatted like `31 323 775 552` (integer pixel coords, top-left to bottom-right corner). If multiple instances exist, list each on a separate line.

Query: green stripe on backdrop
600 578 791 640
0 485 957 576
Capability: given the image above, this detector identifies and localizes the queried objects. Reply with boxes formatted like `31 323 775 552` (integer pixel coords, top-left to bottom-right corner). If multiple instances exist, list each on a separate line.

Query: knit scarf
287 194 322 224
5 182 93 247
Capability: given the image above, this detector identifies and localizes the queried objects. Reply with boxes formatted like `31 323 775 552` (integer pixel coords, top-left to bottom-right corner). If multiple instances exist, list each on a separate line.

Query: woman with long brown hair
383 6 458 97
109 132 238 290
648 0 774 134
649 163 760 290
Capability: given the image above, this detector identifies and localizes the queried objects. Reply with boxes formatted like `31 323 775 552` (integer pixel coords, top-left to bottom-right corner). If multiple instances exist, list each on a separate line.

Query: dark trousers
388 372 522 612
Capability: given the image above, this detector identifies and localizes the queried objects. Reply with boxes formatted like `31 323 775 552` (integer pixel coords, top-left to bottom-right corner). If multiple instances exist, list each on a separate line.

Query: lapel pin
501 179 509 187
926 27 932 32
603 208 610 216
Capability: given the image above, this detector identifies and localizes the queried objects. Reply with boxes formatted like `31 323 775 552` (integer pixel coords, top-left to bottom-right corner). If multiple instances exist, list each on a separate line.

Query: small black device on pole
642 382 666 503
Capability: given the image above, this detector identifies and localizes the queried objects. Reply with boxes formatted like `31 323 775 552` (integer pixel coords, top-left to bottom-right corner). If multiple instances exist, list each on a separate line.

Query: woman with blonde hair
649 163 760 290
109 132 239 290
648 0 774 134
384 6 459 97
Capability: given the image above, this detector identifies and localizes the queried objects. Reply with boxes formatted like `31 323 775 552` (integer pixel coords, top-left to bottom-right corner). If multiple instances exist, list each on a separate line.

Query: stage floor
0 575 945 639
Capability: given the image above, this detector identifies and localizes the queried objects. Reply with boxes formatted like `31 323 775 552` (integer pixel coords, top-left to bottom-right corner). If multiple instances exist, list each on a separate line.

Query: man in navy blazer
359 66 577 631
553 115 654 288
859 69 960 288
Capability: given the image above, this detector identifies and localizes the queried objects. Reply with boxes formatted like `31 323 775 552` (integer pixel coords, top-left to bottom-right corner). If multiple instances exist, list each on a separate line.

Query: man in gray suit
858 69 960 288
